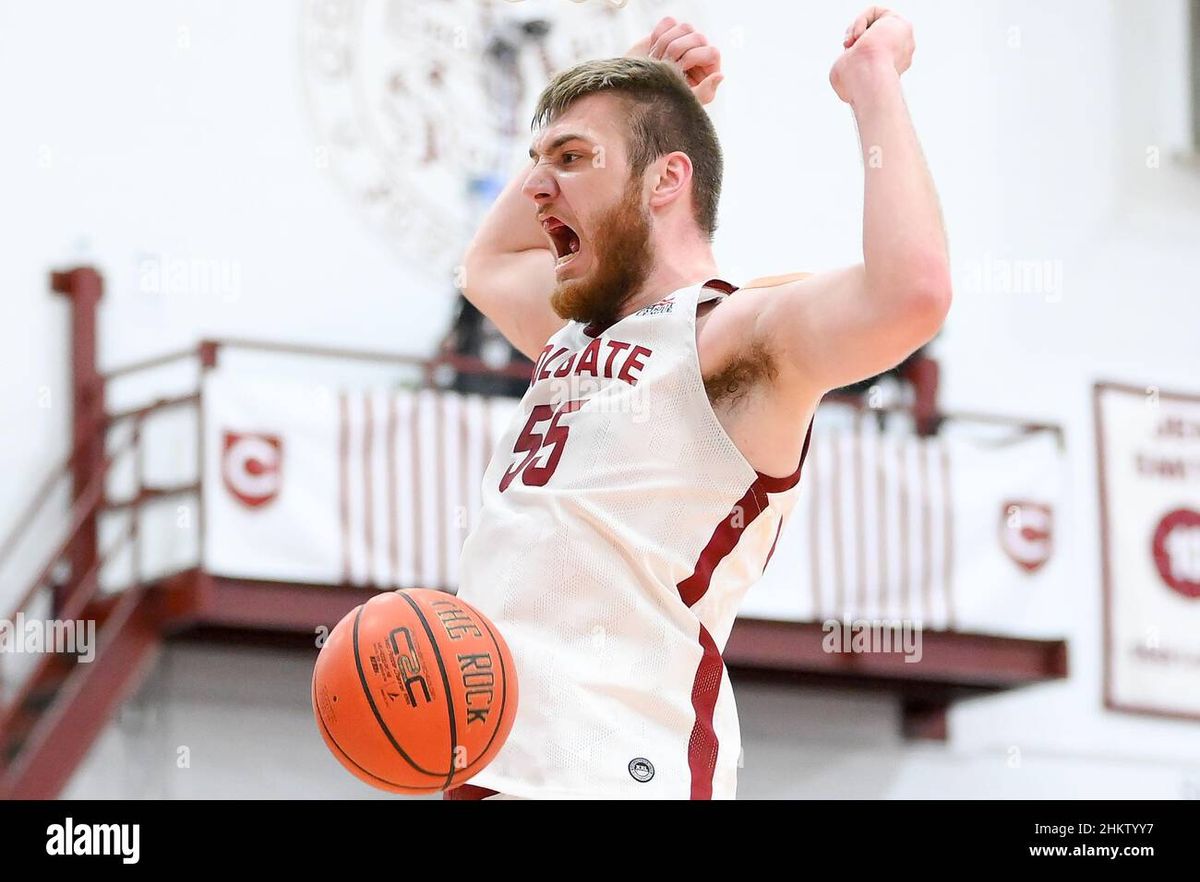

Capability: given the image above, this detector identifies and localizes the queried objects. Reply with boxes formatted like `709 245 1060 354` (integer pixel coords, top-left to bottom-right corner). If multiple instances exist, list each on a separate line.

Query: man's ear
647 151 693 212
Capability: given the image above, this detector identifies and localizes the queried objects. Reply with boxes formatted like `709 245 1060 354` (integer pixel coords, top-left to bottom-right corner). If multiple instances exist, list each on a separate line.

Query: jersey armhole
754 415 815 494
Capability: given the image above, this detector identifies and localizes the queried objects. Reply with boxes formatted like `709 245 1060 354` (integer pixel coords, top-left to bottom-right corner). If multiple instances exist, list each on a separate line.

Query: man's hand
627 17 724 105
830 7 915 104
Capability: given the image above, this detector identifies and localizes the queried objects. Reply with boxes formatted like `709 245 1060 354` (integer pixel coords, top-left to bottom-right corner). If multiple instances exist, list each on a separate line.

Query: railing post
903 352 942 437
199 340 219 369
132 417 143 589
197 343 214 573
50 267 105 616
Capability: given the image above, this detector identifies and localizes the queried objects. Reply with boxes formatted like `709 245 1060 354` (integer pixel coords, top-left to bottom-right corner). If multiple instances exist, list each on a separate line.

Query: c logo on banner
1151 508 1200 599
222 431 283 508
999 500 1054 574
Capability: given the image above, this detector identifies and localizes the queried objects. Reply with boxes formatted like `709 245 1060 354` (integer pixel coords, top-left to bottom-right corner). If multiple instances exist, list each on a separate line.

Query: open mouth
541 216 581 268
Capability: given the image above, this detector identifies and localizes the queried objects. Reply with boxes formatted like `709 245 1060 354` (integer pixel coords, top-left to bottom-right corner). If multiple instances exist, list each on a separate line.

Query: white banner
203 372 1067 639
742 419 1066 637
1095 382 1200 719
202 371 514 588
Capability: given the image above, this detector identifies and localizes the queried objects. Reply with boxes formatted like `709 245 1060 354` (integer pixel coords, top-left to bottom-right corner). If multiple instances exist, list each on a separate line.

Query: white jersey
456 278 814 799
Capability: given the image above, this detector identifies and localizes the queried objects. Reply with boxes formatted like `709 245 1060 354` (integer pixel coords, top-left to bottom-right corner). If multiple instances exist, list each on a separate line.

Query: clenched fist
830 6 915 104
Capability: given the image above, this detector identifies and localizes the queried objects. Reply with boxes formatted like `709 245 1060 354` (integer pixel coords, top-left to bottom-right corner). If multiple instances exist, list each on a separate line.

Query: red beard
550 180 654 330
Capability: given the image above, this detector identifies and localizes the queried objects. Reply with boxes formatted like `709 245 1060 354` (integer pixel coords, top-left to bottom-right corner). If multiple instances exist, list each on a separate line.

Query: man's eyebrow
529 133 592 159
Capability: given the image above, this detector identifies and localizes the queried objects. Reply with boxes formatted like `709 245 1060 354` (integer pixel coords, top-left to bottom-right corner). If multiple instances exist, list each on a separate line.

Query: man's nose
521 163 558 204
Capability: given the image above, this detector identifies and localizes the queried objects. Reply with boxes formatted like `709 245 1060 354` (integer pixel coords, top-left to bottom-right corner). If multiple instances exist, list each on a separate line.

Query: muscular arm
749 8 951 405
461 164 563 361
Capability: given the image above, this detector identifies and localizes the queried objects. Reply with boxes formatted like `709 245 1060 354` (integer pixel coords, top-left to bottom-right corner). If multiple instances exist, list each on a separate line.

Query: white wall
64 642 1198 799
2 0 1198 797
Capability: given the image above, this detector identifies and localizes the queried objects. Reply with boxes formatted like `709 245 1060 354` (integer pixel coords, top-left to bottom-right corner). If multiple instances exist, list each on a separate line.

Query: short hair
532 57 723 238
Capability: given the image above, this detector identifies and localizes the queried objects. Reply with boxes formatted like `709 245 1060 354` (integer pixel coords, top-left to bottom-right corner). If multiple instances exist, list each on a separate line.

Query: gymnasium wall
64 641 1193 799
1 0 1197 797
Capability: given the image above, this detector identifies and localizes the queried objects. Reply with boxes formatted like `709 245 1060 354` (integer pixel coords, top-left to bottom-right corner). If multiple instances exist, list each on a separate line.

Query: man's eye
561 152 580 164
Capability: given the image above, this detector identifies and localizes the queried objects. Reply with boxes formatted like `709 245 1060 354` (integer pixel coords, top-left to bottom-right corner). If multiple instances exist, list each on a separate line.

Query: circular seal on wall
299 0 679 280
1151 507 1200 599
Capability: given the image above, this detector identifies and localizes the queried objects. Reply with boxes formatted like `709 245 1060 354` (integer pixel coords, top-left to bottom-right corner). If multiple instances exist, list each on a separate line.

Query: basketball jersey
455 278 814 799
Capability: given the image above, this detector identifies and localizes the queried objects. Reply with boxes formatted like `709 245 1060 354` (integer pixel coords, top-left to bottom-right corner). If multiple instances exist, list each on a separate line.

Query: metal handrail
0 515 137 728
821 390 1064 445
210 336 428 368
0 433 94 577
0 437 133 629
0 395 202 584
104 482 200 514
101 345 200 382
106 392 201 427
207 337 535 382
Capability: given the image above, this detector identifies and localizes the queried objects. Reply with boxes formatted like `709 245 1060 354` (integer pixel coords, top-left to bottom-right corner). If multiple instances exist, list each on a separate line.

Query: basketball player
446 8 950 799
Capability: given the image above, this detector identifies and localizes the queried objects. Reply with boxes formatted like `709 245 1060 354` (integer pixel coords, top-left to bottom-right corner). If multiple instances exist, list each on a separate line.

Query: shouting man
450 8 951 799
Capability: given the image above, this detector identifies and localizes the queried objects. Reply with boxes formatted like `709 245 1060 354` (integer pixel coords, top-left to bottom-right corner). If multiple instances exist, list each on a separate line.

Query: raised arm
460 16 725 361
460 166 563 362
746 7 952 404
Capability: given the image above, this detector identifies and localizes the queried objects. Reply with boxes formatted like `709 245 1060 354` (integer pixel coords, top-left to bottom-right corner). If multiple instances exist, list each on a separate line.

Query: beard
550 179 654 329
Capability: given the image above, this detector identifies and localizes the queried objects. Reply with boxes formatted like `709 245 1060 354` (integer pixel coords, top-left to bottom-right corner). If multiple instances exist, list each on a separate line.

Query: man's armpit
703 337 779 411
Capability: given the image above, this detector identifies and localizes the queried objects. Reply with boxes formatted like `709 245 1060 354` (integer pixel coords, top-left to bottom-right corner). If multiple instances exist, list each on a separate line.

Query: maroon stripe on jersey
677 482 769 607
687 624 723 800
676 414 816 798
754 418 814 493
674 483 766 799
701 278 738 296
442 783 500 800
763 519 784 573
584 278 738 338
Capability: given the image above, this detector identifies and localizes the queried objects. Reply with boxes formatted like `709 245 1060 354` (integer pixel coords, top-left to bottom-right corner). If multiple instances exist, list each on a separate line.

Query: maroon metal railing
0 407 161 731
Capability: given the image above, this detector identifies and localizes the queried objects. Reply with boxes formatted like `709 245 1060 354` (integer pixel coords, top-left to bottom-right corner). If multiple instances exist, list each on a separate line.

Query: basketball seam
314 696 439 793
398 591 460 790
352 604 449 778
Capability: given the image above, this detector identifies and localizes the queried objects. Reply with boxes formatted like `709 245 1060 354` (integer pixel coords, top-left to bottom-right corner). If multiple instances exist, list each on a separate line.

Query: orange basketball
311 589 518 794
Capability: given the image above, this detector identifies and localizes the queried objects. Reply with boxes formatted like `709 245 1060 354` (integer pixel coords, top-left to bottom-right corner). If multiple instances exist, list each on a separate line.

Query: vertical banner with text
1095 382 1200 719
